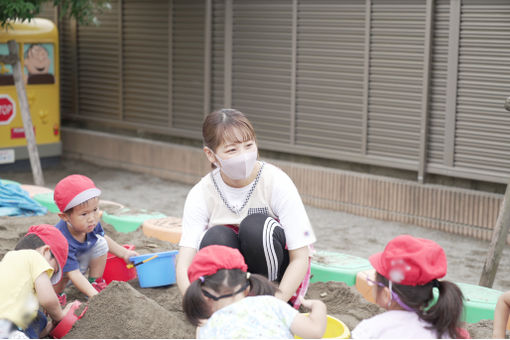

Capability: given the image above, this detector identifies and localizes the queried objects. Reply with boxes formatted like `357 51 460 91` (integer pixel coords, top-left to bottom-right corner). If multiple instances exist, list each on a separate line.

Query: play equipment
130 250 178 288
102 208 166 233
49 300 87 338
295 314 350 339
355 269 376 304
33 191 58 213
103 244 137 285
0 18 61 166
311 251 372 286
19 184 52 197
142 216 182 244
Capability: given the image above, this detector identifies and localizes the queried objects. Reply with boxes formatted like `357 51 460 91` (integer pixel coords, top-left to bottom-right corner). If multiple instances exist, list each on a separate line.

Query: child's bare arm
104 235 138 263
67 269 98 298
34 272 65 323
290 297 327 339
494 291 510 338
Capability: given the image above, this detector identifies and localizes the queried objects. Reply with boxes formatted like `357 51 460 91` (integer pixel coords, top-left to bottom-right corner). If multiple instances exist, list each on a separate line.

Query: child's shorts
77 235 109 275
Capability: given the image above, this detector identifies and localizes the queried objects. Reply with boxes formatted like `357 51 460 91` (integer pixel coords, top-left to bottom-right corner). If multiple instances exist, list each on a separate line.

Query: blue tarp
0 180 47 216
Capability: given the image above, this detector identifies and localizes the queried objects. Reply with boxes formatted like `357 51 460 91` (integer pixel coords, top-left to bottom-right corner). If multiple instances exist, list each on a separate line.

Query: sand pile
65 281 195 338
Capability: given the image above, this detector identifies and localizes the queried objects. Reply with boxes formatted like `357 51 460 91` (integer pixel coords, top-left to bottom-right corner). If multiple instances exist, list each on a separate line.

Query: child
183 245 327 339
352 234 468 339
493 291 510 338
52 174 138 300
177 108 316 309
0 224 71 339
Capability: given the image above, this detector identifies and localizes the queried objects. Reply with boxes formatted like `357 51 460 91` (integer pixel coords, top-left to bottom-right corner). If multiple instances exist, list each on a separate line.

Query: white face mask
214 149 258 180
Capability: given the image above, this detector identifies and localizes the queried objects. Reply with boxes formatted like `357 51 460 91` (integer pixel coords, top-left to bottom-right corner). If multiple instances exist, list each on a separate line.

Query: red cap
54 174 101 212
26 224 69 284
188 245 248 283
369 235 447 286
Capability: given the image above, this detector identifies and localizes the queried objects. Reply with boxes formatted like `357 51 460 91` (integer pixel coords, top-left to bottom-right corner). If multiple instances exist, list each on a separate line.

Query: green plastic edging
33 192 59 213
1 179 21 186
311 251 372 286
102 208 166 233
456 282 502 323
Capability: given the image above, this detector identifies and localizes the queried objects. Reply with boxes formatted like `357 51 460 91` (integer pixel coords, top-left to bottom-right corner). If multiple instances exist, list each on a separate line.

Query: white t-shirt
351 310 449 339
180 162 316 250
198 295 298 339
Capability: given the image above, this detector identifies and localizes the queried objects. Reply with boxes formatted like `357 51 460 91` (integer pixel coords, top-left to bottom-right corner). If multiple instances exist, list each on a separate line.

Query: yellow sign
0 18 60 155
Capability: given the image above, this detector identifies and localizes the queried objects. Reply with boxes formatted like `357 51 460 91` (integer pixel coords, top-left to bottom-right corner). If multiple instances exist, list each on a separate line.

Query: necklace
211 162 265 215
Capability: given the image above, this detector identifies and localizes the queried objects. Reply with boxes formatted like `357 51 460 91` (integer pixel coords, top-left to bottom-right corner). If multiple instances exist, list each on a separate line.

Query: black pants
199 213 289 282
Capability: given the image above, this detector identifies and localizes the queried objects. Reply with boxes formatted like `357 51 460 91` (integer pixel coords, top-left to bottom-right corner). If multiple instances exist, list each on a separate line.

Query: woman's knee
199 225 240 250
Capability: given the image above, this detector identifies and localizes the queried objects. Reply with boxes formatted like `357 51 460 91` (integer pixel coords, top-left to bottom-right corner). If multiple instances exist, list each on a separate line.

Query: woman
176 108 316 308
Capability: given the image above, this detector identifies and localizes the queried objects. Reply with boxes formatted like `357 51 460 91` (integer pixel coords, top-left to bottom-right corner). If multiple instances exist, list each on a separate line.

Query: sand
0 158 505 338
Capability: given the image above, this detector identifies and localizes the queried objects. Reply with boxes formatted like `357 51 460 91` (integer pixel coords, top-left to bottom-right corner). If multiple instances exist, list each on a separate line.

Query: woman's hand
276 246 309 302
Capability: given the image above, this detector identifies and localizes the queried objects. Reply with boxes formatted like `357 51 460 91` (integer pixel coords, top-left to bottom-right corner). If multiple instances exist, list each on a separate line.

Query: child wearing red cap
183 245 327 339
352 235 469 339
0 224 72 339
52 174 138 300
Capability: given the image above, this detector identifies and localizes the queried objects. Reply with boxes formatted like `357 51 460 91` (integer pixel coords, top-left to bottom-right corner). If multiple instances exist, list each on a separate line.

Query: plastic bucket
130 250 178 288
295 315 350 339
103 244 137 284
50 300 87 338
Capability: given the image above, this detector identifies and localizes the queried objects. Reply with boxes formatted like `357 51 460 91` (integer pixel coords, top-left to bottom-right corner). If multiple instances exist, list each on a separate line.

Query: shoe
57 292 66 307
91 278 107 293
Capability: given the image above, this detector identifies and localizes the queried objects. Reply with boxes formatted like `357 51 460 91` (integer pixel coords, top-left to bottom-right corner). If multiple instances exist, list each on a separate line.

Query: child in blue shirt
53 174 138 301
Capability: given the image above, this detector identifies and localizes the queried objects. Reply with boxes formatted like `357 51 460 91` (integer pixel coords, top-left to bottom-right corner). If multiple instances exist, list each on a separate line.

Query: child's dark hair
15 233 45 250
376 272 464 338
183 268 276 326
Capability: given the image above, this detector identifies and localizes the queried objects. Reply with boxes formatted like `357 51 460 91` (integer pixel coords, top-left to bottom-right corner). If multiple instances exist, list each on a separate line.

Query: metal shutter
59 15 75 115
172 0 205 131
37 3 57 22
231 0 292 143
454 0 510 173
77 0 121 118
367 0 426 161
211 0 225 111
296 0 365 153
427 0 449 165
123 0 169 125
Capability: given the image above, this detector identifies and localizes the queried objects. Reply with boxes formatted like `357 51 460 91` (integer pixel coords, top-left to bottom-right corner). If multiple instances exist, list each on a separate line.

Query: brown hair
202 109 256 153
183 268 277 327
376 272 464 338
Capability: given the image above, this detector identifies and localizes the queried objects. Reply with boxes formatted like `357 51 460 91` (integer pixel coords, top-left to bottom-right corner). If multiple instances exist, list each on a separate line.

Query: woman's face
214 138 257 161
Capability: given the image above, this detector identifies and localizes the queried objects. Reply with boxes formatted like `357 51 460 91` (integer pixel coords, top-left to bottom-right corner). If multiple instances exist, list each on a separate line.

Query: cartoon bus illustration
0 18 60 166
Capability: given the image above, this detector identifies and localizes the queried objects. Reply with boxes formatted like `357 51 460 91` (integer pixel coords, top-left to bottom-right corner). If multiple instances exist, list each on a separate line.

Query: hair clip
199 276 205 283
246 272 251 279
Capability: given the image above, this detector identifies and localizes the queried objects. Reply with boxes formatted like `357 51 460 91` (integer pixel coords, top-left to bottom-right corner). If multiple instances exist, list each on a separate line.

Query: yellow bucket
295 314 350 339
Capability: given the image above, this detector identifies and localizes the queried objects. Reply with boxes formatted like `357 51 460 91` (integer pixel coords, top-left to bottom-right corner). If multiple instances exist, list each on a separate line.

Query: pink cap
54 174 101 212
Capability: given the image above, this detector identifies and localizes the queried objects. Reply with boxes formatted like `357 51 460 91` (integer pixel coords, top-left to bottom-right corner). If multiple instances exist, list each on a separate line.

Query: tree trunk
7 40 44 186
479 180 510 287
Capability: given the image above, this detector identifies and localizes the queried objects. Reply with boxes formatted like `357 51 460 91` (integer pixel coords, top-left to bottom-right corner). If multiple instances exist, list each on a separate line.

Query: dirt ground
1 158 507 338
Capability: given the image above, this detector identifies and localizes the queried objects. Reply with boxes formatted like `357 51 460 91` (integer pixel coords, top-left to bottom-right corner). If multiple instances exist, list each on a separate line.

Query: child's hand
122 249 139 264
299 296 313 309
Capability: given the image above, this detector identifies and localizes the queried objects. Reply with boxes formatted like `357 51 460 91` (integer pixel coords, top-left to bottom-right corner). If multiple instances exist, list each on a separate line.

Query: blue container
130 250 178 288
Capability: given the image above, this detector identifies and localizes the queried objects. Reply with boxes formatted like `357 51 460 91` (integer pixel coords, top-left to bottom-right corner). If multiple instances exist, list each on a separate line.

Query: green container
456 282 502 323
311 251 372 286
102 208 166 233
33 192 59 213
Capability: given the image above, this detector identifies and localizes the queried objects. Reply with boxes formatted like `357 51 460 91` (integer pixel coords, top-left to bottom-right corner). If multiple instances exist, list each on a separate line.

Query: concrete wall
62 127 504 243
